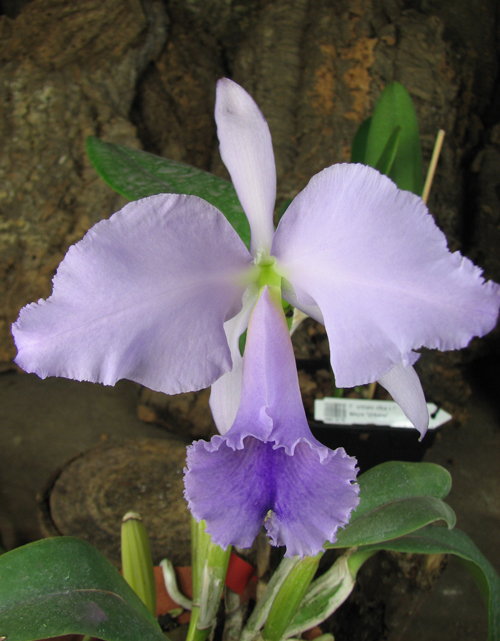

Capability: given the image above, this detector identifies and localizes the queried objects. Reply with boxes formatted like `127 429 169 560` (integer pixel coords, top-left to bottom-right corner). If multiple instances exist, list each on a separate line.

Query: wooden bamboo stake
422 129 445 204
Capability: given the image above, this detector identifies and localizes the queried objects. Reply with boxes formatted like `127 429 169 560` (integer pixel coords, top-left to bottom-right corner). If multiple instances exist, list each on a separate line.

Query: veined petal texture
13 194 253 394
185 287 359 558
215 78 276 256
273 164 500 388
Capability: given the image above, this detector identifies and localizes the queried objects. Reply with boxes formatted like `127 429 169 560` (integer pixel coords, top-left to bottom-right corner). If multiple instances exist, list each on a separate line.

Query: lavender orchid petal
273 163 500 388
13 194 253 394
378 361 429 438
185 287 359 558
209 285 259 434
215 78 276 256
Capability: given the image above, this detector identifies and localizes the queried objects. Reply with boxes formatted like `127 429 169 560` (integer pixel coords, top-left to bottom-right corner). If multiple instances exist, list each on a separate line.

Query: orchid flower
12 78 500 555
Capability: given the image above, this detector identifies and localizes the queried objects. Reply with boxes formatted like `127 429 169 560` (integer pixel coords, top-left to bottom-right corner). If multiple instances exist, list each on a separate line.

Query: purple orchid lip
185 287 360 558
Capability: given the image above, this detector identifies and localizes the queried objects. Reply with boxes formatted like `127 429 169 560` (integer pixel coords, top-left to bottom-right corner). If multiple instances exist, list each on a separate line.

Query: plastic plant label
314 398 452 429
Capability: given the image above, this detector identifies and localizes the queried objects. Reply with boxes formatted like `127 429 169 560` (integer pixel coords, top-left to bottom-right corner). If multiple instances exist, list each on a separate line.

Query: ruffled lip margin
184 433 359 559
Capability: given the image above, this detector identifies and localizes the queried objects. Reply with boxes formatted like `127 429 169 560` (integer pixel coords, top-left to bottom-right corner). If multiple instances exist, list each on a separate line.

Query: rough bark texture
1 3 497 324
0 0 168 360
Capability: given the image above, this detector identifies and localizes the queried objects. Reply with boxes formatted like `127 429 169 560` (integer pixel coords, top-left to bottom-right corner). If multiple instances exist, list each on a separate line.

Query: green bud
121 511 157 617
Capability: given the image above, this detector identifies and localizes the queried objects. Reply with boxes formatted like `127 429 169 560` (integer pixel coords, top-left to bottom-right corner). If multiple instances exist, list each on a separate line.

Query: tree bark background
1 0 499 414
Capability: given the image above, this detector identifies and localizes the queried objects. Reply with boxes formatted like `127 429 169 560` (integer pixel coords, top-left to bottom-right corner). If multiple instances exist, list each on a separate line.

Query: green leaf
351 117 372 164
328 496 456 548
358 526 500 641
364 81 423 195
0 536 166 641
240 557 300 641
86 136 251 248
374 126 401 176
285 553 355 638
263 554 321 641
326 462 455 548
352 461 452 522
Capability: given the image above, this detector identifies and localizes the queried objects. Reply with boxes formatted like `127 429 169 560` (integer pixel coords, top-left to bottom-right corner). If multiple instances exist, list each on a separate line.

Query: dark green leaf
86 136 251 248
328 496 456 548
238 330 247 356
0 537 166 641
352 461 452 522
375 126 401 176
364 82 423 195
325 459 454 549
351 117 372 164
358 526 500 641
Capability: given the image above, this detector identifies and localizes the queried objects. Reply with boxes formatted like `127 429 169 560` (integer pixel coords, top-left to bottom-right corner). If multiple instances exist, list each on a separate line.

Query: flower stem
256 530 272 600
186 607 211 641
